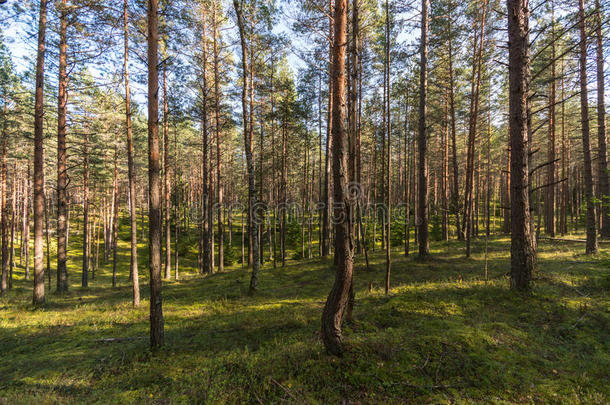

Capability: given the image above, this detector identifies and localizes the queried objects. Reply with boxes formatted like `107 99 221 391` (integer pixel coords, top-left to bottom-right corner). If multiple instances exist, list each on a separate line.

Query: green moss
0 224 608 404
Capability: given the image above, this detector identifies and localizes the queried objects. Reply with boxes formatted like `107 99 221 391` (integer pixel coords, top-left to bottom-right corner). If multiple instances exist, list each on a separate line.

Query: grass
1 219 609 404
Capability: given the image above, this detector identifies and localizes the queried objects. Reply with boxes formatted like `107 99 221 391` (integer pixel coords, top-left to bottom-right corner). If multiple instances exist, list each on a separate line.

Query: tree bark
163 68 171 279
578 0 598 254
384 0 391 294
595 0 609 238
56 0 69 292
124 0 139 305
82 124 89 287
111 140 119 288
1 99 8 294
147 0 164 349
507 0 536 290
200 6 210 274
417 0 429 257
233 0 260 293
545 3 556 237
321 0 352 357
213 1 224 272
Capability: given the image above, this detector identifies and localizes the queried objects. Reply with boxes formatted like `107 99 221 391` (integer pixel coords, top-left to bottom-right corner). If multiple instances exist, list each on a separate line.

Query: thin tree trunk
147 0 164 349
82 125 89 287
595 0 609 238
56 0 69 292
24 164 31 281
545 2 556 237
578 0 598 254
213 1 224 272
1 97 8 294
321 0 333 258
200 5 210 274
163 68 172 278
384 0 391 294
124 0 139 305
234 0 260 293
417 0 429 257
111 140 119 288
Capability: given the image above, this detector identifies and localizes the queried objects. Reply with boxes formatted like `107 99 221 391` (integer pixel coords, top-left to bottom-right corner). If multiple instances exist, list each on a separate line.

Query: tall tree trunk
234 0 260 293
321 0 352 357
163 68 172 278
545 2 556 237
417 0 429 257
507 0 536 290
200 5 210 274
9 162 15 289
384 0 391 294
213 1 224 272
147 0 164 349
1 100 8 295
447 3 461 240
463 2 487 257
321 0 333 257
56 0 69 292
82 125 89 287
124 0 139 305
578 0 598 254
595 0 609 238
111 140 119 288
24 164 31 281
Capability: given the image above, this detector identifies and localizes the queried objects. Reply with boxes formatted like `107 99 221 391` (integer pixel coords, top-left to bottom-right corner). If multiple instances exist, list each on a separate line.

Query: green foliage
430 213 443 241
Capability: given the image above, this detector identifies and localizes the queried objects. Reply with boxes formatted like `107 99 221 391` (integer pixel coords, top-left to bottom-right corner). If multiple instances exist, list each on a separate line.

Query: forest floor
0 223 609 404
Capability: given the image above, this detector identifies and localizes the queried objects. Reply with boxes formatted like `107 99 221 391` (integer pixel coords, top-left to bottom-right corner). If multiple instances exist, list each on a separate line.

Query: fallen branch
541 237 610 244
96 337 145 343
270 377 307 404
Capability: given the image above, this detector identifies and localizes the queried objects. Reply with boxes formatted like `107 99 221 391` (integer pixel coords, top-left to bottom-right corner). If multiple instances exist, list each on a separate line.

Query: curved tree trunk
321 0 352 357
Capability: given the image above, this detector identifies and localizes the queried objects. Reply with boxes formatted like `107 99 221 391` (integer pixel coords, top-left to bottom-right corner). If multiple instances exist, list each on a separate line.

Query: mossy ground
1 220 609 404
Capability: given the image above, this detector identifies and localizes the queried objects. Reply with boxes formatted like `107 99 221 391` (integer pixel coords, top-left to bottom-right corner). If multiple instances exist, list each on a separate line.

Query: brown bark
163 68 171 279
213 1 224 272
82 125 89 287
321 0 333 257
111 140 119 288
56 0 68 292
417 0 429 257
545 3 556 237
200 5 211 274
463 1 487 257
384 0 391 294
24 165 31 281
233 0 260 293
147 0 164 349
578 0 598 254
507 0 536 290
124 0 140 305
447 3 461 240
595 0 609 238
321 0 352 357
1 99 7 294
